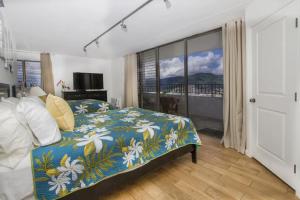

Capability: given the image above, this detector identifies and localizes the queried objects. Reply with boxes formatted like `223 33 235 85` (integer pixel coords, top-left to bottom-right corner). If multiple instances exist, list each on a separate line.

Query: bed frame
0 83 197 199
62 144 197 200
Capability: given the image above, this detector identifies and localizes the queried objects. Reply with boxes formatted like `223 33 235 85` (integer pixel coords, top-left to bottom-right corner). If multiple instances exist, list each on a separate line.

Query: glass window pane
17 61 24 86
187 30 223 135
159 41 186 116
25 61 41 87
138 49 158 110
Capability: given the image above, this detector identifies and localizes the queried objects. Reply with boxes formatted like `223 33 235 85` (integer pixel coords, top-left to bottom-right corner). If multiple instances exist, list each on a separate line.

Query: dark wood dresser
62 90 107 101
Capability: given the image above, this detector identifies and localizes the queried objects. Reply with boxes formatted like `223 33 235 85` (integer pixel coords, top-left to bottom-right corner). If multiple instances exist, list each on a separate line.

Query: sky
159 48 223 79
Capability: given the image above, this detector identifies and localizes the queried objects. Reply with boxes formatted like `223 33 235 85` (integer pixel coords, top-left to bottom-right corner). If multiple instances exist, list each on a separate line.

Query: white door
252 1 300 188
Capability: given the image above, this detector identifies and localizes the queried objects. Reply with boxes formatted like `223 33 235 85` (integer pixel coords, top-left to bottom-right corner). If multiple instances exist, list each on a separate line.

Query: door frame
247 0 300 193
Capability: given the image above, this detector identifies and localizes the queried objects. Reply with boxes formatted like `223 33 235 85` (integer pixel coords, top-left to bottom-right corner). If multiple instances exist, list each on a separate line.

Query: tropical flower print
75 124 96 133
128 138 143 159
57 156 84 181
152 112 165 117
127 111 142 117
98 102 110 112
75 130 113 156
168 115 190 129
118 108 129 113
138 119 150 123
122 152 135 168
134 120 160 140
194 134 201 144
89 115 111 124
75 105 88 114
121 117 135 123
85 113 99 118
32 107 200 200
165 129 178 150
48 174 70 195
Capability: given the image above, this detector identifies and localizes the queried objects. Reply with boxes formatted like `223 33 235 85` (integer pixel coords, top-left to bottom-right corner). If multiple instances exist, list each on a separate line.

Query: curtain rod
83 0 154 52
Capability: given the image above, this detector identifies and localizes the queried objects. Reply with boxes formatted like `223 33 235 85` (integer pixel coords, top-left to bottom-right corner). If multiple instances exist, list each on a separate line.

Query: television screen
73 72 103 90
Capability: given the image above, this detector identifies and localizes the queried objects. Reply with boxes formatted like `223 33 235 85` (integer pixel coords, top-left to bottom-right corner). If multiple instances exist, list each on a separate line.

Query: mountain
157 73 223 86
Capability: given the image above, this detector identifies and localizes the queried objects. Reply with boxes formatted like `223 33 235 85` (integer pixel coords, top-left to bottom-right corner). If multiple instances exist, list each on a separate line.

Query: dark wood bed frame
62 144 197 200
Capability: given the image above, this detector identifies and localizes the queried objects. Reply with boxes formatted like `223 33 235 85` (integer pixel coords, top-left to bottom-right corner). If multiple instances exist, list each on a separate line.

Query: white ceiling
3 0 251 59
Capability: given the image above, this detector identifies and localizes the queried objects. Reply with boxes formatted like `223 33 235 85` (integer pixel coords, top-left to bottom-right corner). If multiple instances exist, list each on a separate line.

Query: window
17 60 41 87
138 49 158 111
138 29 223 133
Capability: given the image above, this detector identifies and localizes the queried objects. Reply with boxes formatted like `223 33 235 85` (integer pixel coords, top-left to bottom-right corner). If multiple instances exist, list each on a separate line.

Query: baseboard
245 148 253 158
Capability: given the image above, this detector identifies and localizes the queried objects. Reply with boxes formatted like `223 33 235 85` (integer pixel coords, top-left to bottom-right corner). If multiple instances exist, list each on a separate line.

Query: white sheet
0 153 34 200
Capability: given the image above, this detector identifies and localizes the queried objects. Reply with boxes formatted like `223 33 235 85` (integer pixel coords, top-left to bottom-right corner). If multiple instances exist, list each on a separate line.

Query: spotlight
120 20 127 32
83 47 87 53
164 0 171 9
95 40 99 48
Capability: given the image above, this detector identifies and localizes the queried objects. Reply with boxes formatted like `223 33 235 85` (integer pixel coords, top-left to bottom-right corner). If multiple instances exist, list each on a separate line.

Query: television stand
62 90 107 101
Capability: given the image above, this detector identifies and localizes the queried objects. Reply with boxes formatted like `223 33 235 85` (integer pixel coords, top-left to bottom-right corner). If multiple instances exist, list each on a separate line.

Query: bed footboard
61 144 197 200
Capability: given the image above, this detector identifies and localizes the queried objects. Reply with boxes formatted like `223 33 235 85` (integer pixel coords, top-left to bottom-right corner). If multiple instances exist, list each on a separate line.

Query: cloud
159 50 223 79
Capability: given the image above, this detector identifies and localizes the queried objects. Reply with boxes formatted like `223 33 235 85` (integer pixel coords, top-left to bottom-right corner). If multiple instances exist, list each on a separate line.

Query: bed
0 87 201 200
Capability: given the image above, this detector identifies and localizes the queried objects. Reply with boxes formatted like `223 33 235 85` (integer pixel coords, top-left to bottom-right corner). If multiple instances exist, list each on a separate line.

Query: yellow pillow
46 94 75 131
39 95 48 103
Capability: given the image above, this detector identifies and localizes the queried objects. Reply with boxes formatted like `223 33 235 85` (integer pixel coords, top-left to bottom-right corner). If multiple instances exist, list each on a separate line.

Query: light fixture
95 40 99 48
164 0 171 9
120 20 127 32
83 0 171 51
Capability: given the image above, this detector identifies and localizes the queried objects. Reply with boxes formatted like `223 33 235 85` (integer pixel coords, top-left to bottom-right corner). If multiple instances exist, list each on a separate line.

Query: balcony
141 83 224 133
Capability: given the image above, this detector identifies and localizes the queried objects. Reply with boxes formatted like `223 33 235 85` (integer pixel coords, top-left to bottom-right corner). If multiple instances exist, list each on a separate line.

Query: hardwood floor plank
99 134 298 200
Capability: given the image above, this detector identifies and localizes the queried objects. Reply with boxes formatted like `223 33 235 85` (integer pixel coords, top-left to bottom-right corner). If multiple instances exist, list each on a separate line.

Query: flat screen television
73 72 103 90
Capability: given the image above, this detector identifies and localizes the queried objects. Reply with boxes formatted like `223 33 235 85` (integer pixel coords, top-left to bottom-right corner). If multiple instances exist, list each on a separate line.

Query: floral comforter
31 107 201 200
67 99 113 115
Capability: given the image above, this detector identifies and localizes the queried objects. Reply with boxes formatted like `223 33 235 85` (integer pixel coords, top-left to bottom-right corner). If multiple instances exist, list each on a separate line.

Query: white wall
51 54 111 98
0 10 18 96
16 50 127 105
110 57 125 108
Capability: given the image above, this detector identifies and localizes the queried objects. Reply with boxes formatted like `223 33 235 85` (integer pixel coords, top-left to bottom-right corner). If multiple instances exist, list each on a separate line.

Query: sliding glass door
187 31 223 134
138 29 223 134
159 41 186 116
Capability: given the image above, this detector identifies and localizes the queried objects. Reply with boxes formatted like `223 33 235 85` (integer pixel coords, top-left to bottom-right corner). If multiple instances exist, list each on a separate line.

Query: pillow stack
16 96 62 146
0 100 32 169
0 91 75 169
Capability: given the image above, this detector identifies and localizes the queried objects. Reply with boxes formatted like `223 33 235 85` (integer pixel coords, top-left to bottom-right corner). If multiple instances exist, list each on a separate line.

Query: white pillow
0 102 33 169
16 97 61 146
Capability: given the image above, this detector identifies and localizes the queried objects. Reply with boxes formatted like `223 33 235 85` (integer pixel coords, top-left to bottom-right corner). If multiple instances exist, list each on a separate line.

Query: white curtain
124 54 138 107
222 19 246 154
40 53 55 95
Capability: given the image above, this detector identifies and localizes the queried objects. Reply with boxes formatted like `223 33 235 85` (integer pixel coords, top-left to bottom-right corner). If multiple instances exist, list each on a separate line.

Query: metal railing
142 83 223 97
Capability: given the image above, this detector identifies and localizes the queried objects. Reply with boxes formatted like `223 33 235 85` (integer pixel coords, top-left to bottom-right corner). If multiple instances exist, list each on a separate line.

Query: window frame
17 59 41 88
137 27 222 116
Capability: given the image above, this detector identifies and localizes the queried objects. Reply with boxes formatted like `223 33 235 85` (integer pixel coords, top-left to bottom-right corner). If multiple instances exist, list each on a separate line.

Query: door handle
250 98 256 103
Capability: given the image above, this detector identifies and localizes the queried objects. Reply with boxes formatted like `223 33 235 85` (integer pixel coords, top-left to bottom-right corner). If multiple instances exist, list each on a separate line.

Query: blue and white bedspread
31 107 201 200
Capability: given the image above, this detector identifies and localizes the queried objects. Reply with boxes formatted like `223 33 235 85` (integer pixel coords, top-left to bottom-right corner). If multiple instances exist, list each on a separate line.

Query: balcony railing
142 83 223 97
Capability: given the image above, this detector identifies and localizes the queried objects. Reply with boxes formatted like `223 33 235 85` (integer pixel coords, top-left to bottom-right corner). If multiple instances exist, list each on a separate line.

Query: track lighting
83 0 172 51
164 0 171 9
120 20 127 32
95 40 99 48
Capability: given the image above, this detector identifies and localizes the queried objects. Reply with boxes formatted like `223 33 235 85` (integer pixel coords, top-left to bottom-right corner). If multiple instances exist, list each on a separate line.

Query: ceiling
3 0 251 59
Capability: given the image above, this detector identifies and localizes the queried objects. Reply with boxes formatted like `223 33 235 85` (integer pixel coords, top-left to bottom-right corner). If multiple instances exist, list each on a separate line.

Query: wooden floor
101 134 299 200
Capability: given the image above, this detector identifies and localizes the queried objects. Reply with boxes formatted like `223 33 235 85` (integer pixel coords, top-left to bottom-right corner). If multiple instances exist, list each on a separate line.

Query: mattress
0 153 34 200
